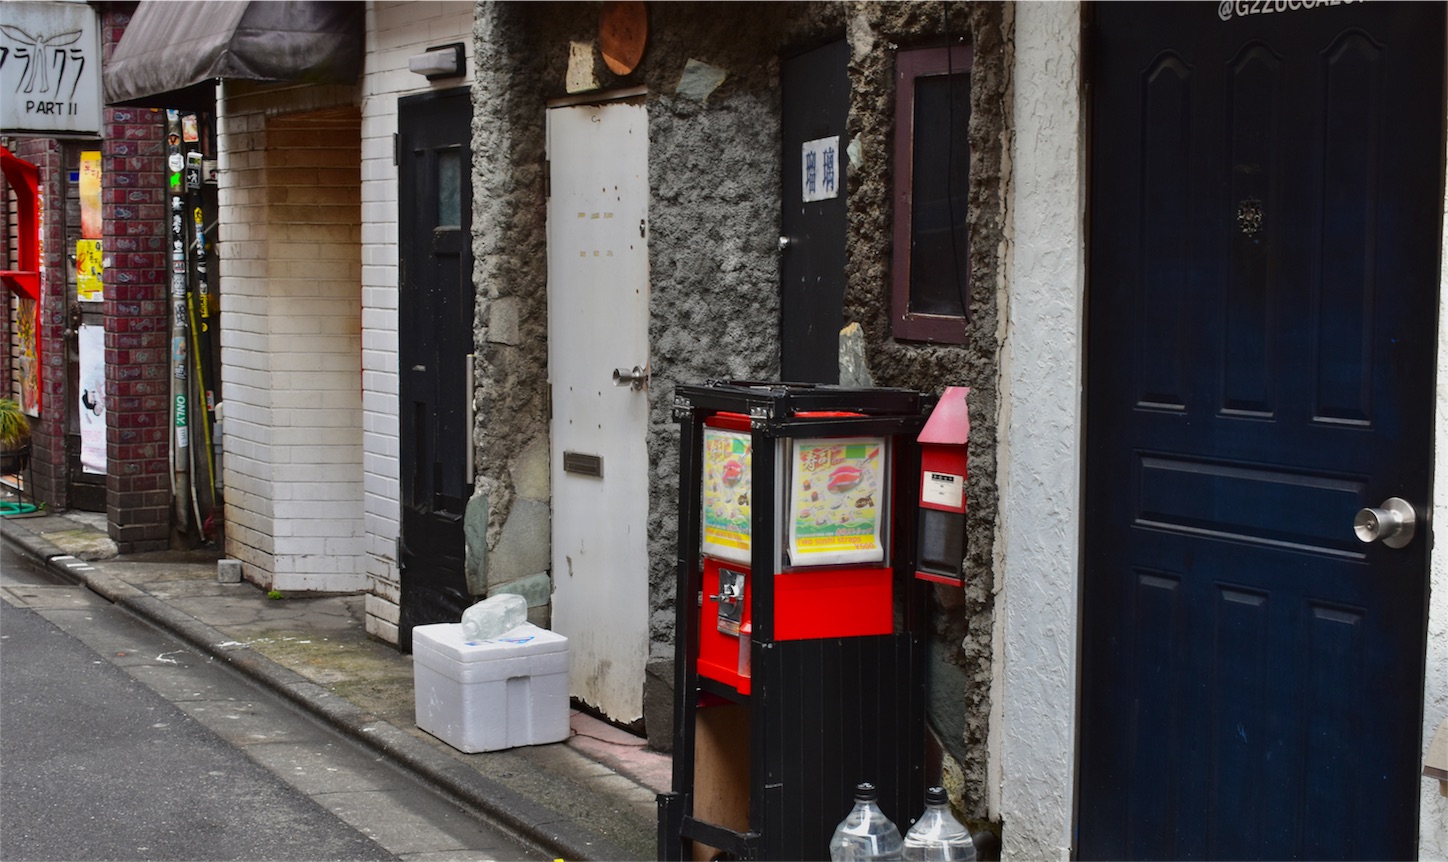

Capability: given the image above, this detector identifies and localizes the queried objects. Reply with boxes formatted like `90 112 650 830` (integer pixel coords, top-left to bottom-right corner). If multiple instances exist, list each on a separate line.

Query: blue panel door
1080 3 1443 859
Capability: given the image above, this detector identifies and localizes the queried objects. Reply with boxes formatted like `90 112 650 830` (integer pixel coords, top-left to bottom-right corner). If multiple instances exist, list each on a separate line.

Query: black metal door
780 40 848 384
1080 4 1444 858
398 88 474 649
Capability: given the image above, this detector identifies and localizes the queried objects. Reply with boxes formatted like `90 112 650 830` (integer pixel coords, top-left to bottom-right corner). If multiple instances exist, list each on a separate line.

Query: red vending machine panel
700 556 754 694
695 414 896 695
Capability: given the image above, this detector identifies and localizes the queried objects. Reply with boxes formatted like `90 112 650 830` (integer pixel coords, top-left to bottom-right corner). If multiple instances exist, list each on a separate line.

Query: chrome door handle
1353 497 1417 549
612 365 648 391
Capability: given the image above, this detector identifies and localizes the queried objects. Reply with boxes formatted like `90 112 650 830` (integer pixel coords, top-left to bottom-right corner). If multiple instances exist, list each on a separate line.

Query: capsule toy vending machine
663 381 935 862
697 414 897 695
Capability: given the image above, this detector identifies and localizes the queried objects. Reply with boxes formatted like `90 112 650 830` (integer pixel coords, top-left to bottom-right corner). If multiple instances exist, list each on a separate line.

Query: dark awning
104 1 363 110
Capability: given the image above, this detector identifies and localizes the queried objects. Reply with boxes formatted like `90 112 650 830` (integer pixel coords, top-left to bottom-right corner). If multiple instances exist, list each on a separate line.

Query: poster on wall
787 437 887 566
78 323 105 473
701 425 752 565
76 238 102 302
16 296 40 415
79 150 101 239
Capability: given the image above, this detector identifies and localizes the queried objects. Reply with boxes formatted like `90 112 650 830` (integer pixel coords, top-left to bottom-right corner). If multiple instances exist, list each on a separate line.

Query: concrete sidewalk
0 509 669 862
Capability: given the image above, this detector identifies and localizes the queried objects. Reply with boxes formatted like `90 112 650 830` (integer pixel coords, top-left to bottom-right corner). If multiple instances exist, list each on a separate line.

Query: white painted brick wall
219 82 367 593
361 1 477 641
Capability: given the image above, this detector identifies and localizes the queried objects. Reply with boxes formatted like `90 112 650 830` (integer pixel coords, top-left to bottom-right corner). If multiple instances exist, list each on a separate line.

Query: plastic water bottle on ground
459 593 527 641
829 782 904 861
902 786 976 861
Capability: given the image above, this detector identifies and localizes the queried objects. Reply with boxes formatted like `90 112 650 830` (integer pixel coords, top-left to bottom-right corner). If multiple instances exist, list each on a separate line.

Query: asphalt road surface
0 541 547 862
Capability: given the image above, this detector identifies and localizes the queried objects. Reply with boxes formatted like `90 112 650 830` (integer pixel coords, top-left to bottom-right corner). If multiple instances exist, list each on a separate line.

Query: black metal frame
660 381 934 861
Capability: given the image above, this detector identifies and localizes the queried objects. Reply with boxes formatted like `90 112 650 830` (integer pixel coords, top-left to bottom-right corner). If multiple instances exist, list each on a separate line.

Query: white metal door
546 100 649 723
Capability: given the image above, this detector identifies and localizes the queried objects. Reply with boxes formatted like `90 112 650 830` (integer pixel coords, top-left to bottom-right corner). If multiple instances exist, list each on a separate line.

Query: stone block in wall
487 497 550 588
487 296 520 345
464 492 488 596
510 435 549 501
493 572 552 609
566 41 601 94
838 322 875 388
644 658 675 753
675 59 729 103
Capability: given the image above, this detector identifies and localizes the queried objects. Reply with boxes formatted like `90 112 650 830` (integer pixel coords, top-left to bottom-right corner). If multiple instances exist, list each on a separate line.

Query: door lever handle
1353 497 1417 549
612 365 649 391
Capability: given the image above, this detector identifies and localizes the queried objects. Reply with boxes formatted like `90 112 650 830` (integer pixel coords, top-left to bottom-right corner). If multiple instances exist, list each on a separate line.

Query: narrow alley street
0 542 549 862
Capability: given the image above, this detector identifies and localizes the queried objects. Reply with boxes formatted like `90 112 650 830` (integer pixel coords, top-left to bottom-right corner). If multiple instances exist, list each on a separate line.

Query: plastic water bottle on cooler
902 786 976 861
459 593 527 641
829 782 904 861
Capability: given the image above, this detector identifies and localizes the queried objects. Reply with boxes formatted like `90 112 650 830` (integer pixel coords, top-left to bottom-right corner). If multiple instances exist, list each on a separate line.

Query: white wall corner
1421 131 1448 862
998 2 1084 860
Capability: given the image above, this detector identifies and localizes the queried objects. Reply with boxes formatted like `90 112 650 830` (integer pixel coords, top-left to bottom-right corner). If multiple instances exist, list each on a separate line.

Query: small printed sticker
922 471 965 510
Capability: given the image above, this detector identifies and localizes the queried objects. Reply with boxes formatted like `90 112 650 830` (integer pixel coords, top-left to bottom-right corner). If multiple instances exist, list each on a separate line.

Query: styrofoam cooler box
412 622 570 753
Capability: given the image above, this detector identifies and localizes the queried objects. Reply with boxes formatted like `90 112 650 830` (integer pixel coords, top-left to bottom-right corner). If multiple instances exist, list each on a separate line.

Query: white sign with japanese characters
801 135 841 203
0 2 104 138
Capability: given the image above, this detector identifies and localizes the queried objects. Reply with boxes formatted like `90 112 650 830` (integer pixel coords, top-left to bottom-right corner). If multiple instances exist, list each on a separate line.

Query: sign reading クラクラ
0 2 103 138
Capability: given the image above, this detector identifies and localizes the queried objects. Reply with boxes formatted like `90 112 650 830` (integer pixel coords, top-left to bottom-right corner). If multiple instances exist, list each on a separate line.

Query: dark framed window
892 44 973 344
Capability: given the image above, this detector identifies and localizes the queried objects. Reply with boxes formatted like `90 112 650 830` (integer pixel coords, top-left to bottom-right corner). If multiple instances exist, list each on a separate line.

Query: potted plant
0 397 31 475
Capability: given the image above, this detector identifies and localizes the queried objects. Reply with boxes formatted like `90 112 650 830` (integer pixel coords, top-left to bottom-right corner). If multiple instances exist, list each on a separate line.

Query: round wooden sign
600 1 647 76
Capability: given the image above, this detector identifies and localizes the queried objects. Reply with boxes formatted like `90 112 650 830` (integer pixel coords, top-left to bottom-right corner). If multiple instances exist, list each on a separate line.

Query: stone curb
1 518 634 862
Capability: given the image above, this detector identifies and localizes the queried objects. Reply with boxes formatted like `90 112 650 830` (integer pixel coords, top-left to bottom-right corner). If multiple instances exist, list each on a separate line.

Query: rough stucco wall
998 3 1081 859
471 2 551 608
470 10 1014 821
639 1 814 749
474 1 809 746
632 4 1013 784
1424 132 1448 859
843 1 1011 824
